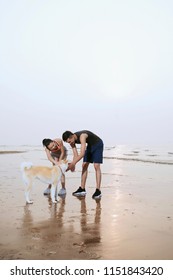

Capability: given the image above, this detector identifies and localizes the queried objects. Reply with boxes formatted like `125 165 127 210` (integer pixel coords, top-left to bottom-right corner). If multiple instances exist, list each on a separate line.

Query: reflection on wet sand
20 195 102 259
48 195 66 229
76 197 101 245
21 196 67 258
72 197 102 259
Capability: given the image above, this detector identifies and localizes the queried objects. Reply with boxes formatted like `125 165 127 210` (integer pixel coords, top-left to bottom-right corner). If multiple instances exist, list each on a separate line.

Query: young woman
42 138 68 195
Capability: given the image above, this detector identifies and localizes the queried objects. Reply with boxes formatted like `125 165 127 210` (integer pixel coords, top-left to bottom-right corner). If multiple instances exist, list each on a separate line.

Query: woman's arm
58 140 65 161
45 148 57 165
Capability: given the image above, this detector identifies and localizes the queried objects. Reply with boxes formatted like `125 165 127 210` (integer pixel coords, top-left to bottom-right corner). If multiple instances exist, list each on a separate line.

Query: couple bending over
42 130 104 199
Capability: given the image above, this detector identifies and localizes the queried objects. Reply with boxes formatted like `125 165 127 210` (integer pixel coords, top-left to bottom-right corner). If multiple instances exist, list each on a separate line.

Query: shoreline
0 151 26 154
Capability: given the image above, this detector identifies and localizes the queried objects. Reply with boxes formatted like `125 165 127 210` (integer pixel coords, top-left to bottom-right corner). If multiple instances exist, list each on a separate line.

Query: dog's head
61 159 68 164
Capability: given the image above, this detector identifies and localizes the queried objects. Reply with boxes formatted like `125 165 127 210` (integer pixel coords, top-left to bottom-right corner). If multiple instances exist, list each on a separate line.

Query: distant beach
0 145 173 259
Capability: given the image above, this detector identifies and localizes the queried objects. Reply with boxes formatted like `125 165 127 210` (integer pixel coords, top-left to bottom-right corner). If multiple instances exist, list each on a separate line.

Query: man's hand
67 162 75 172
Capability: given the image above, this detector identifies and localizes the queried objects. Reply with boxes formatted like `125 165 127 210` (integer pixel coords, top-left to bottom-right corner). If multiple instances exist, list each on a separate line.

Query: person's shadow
73 196 102 257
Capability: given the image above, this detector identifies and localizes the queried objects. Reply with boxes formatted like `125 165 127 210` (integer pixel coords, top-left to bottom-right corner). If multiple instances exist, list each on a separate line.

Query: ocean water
104 145 173 165
0 144 173 165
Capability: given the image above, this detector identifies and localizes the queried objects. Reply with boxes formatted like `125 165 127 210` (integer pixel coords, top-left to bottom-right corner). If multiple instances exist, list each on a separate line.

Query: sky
0 0 173 146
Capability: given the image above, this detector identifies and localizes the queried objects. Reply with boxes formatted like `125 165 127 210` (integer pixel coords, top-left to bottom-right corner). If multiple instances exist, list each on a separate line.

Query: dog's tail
20 162 33 172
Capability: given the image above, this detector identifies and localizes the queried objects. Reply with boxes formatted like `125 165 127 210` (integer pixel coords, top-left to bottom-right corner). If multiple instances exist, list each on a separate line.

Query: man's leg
92 163 102 199
72 162 89 196
94 163 101 190
81 162 90 189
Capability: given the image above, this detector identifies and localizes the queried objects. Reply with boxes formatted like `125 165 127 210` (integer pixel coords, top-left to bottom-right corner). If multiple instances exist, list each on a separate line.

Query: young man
62 130 104 199
42 138 68 195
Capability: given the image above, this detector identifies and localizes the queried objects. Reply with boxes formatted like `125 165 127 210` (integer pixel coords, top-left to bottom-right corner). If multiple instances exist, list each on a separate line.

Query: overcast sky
0 0 173 146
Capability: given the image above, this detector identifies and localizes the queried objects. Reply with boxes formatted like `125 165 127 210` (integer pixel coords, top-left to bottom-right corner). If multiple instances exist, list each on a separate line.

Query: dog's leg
25 183 33 204
50 184 57 203
22 172 33 204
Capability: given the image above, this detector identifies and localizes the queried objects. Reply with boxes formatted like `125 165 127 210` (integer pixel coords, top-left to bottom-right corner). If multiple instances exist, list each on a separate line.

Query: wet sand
0 147 173 260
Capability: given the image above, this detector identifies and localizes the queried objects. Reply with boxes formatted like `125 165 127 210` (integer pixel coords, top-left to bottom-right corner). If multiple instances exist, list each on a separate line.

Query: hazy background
0 0 173 146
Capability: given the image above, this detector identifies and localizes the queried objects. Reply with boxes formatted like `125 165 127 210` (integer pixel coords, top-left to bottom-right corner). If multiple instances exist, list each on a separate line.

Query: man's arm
72 134 87 164
68 134 87 170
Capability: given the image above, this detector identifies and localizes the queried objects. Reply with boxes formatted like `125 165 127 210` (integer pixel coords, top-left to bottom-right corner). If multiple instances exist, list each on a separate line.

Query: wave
103 156 173 165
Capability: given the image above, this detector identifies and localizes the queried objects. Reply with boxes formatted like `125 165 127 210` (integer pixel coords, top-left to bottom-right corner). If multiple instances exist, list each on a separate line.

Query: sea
0 144 173 165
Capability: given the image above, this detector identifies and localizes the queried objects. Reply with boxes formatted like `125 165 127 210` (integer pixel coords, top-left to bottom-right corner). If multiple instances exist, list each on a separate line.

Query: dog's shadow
21 196 66 243
47 195 66 227
20 196 102 259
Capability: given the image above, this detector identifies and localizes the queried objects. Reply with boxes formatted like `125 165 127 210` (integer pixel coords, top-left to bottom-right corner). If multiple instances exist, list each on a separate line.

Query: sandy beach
0 145 173 260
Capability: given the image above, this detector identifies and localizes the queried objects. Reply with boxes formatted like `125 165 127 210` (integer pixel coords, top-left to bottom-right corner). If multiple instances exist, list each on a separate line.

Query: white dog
21 160 68 204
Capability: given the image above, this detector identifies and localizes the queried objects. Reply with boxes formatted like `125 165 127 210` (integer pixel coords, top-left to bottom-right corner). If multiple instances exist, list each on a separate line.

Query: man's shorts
83 140 104 164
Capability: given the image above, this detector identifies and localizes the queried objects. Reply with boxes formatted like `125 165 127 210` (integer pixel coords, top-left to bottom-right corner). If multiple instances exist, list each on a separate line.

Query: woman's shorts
83 140 104 164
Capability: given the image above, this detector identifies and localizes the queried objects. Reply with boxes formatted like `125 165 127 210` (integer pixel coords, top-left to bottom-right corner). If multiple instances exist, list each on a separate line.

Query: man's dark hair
42 138 53 148
62 131 73 141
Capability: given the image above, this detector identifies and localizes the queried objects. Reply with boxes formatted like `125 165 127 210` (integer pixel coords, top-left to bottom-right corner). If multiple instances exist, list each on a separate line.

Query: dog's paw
26 200 33 204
